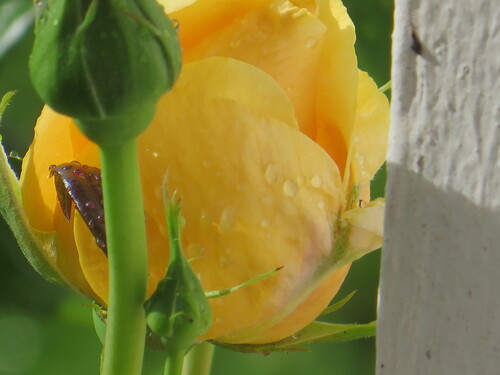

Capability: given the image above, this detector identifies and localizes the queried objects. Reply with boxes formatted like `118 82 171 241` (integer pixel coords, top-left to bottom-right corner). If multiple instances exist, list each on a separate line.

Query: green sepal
319 290 357 316
144 190 212 351
0 140 69 288
30 0 182 145
214 320 376 353
0 92 69 288
92 305 107 345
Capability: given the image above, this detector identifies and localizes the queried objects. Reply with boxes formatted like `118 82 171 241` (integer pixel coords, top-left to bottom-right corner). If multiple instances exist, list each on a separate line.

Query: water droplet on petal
97 239 106 249
201 213 213 225
8 150 20 159
311 175 322 188
85 201 95 209
283 180 299 197
260 219 270 228
265 164 279 184
305 37 317 49
218 208 236 235
356 152 366 169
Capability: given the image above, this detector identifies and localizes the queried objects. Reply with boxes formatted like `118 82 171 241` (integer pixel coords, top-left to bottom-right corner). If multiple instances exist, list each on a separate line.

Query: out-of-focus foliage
0 0 391 373
0 0 33 62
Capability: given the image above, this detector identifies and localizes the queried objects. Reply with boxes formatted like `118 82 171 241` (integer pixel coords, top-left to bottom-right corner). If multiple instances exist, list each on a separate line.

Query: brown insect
49 161 107 254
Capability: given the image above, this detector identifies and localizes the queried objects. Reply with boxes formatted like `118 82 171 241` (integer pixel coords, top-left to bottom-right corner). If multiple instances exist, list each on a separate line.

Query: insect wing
49 161 107 253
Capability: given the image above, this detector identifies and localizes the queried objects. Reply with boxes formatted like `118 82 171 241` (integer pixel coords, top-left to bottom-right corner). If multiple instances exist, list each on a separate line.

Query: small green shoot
205 266 283 299
0 90 16 127
319 290 357 316
379 80 391 93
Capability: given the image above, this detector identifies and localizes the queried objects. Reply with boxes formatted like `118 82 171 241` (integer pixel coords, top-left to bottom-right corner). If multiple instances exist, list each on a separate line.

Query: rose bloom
20 0 389 344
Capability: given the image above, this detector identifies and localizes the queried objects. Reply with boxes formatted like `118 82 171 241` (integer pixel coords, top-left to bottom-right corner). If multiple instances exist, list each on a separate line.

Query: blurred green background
0 1 392 374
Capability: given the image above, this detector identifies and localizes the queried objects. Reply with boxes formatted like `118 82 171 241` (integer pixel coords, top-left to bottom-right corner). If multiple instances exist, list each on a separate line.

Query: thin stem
164 349 185 375
100 139 148 375
182 342 215 375
379 80 392 93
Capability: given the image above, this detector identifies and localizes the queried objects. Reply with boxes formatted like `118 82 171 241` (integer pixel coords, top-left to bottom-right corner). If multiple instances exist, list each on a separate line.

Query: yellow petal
165 0 271 50
73 212 108 305
160 0 196 14
183 0 327 139
139 56 344 341
232 264 350 343
349 71 390 185
342 198 385 260
73 208 170 305
20 107 100 296
20 107 96 232
315 0 358 178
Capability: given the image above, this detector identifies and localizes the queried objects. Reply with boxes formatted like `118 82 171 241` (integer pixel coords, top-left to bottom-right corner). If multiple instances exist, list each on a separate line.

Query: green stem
182 342 214 375
164 350 185 375
100 138 148 375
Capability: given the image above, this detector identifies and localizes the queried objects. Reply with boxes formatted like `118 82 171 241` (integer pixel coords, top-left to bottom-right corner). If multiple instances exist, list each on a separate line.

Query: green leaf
0 0 34 61
319 290 357 316
214 321 376 353
0 90 17 126
92 307 106 345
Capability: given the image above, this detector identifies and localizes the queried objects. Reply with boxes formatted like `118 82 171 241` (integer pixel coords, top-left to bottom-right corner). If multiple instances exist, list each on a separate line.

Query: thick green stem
100 139 148 375
182 343 214 375
164 350 185 375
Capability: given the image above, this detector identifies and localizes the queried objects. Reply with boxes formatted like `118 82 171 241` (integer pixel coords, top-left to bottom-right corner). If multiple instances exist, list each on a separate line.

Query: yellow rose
20 0 389 344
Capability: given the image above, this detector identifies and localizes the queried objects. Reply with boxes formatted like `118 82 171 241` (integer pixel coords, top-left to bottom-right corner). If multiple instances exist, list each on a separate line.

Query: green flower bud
30 0 181 145
145 193 212 351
